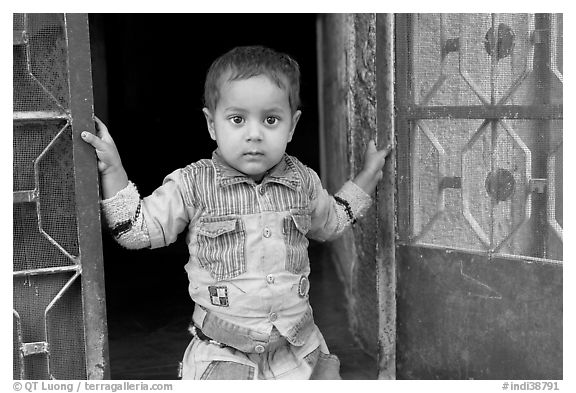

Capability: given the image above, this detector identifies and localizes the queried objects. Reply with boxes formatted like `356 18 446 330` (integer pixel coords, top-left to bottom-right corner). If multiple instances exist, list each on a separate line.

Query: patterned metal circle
485 168 516 201
484 23 515 60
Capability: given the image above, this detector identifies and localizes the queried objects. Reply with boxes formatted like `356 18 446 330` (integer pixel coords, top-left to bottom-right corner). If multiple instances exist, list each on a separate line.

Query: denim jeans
180 325 341 380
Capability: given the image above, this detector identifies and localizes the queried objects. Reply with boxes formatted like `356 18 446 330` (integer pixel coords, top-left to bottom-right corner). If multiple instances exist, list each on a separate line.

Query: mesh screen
28 14 70 109
13 14 69 113
13 203 74 272
550 14 563 106
494 120 563 261
554 14 563 76
13 121 63 191
13 124 78 270
411 14 480 106
412 119 486 251
14 273 81 379
412 14 534 106
13 44 60 113
37 125 79 257
46 275 87 379
14 13 25 30
407 13 562 261
23 353 49 380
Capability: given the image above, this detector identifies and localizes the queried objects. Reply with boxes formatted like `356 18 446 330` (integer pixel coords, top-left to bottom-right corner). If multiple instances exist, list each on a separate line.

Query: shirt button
266 274 275 284
269 312 278 322
259 187 266 196
254 344 265 353
263 227 272 238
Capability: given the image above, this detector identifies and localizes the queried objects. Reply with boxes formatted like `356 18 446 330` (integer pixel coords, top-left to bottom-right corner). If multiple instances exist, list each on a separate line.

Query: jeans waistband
194 307 315 354
191 324 288 354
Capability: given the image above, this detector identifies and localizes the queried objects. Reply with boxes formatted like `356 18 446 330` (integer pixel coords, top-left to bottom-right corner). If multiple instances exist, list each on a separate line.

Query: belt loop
192 305 208 327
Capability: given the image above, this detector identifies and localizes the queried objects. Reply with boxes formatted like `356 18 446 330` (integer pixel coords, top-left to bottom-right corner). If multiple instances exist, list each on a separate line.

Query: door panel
13 13 108 380
395 13 562 379
396 246 562 379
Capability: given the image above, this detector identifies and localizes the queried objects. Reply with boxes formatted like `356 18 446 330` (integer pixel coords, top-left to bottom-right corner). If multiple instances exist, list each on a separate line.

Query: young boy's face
203 74 301 182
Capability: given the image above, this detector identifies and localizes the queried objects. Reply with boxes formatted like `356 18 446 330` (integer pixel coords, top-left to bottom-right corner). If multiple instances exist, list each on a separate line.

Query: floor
105 241 377 380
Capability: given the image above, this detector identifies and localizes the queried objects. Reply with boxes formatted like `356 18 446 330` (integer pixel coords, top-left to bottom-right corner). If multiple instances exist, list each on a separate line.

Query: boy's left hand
353 140 393 195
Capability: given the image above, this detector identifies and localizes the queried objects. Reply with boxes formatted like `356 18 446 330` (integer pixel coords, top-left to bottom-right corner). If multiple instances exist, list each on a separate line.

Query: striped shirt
101 149 372 351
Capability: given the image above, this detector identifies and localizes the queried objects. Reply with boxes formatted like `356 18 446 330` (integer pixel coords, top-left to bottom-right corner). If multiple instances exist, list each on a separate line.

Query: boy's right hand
81 117 122 174
82 117 129 199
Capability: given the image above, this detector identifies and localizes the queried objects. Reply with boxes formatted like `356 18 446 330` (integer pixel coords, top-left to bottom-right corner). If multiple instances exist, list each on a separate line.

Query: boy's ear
203 108 216 140
288 110 301 142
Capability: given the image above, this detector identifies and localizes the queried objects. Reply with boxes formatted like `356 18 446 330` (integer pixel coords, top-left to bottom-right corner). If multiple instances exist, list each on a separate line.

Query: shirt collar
212 149 300 190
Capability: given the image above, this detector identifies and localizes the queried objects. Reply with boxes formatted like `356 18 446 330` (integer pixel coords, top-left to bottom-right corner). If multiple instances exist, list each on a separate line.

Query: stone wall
317 12 380 363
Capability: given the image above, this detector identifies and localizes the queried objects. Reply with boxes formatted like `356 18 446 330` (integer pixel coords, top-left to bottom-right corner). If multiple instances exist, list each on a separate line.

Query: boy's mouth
243 151 264 157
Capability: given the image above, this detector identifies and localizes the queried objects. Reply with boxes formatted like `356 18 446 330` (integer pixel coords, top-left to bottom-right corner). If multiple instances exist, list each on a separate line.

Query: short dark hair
204 45 301 113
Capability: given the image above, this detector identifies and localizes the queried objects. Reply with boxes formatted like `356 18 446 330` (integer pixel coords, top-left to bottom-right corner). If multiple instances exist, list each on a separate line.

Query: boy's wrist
102 161 125 176
353 168 380 195
101 165 129 199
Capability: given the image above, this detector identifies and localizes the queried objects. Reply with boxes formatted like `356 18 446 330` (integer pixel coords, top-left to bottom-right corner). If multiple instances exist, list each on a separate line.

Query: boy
82 46 391 379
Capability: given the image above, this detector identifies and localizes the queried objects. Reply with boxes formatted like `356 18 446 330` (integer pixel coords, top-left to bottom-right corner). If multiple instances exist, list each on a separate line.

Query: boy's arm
100 172 192 250
81 117 149 249
82 117 191 249
308 140 392 241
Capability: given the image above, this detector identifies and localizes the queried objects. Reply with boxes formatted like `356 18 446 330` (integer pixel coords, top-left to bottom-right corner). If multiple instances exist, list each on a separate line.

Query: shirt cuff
335 180 373 221
100 181 140 228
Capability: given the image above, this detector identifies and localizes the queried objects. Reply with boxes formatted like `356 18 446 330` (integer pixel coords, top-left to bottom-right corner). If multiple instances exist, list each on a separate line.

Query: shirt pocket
283 210 311 274
196 216 246 281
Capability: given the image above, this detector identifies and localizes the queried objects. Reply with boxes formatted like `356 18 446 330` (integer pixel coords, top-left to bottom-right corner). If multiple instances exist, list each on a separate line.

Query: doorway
89 13 374 379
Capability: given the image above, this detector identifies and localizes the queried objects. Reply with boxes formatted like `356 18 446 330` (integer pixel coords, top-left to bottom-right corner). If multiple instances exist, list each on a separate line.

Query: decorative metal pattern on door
394 13 562 379
13 13 108 379
397 13 562 262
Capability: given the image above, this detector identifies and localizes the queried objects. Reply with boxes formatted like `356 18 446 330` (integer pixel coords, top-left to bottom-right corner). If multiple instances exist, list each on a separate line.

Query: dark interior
88 13 374 379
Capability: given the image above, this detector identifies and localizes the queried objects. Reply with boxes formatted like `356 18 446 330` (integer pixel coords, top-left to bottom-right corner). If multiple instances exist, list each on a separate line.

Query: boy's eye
265 116 279 125
229 116 244 125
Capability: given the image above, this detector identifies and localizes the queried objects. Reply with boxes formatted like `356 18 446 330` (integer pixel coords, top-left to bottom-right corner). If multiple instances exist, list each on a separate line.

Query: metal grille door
395 13 562 379
13 13 108 380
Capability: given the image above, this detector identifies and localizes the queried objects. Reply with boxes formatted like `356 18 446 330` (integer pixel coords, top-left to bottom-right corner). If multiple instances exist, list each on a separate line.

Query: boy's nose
246 122 263 141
